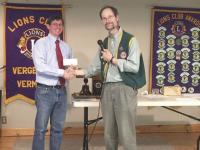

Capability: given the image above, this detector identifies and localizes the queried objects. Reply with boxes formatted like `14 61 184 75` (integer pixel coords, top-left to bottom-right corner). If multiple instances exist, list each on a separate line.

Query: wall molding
1 124 200 137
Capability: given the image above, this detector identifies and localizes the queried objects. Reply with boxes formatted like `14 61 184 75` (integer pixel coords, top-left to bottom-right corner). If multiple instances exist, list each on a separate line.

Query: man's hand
63 65 75 80
75 69 85 77
101 49 113 62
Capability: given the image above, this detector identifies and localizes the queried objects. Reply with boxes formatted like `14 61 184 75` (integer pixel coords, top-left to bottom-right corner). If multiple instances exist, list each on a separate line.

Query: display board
149 7 200 94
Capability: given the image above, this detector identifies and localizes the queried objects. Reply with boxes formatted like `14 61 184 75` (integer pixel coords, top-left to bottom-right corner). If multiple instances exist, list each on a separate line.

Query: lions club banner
149 7 200 94
5 3 63 104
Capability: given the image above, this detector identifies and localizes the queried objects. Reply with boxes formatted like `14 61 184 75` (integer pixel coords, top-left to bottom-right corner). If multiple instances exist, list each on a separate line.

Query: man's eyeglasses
51 23 63 27
102 15 115 22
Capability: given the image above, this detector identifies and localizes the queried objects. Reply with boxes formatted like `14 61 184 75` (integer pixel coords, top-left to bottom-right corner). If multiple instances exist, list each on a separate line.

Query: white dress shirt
32 33 73 86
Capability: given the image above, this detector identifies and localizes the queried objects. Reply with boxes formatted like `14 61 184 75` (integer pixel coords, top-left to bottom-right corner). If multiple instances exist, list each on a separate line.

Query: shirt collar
48 33 60 43
109 27 122 40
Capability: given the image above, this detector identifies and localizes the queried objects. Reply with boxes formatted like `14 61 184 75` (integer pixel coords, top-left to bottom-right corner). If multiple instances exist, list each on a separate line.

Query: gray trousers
101 82 138 150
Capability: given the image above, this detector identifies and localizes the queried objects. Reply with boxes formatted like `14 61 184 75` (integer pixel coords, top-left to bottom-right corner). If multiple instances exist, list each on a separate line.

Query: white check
63 58 78 66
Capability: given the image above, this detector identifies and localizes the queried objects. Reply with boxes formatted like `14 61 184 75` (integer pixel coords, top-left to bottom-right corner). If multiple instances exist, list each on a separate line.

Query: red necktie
55 40 65 86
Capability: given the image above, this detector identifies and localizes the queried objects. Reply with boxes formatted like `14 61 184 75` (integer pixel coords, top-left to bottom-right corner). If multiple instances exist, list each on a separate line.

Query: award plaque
92 75 102 96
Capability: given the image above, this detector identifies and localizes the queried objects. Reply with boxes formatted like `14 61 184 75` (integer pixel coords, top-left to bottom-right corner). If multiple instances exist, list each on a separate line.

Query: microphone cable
88 41 105 143
88 84 105 143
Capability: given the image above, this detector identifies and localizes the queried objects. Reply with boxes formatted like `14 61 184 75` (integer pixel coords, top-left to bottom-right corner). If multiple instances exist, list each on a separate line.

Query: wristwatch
110 56 114 64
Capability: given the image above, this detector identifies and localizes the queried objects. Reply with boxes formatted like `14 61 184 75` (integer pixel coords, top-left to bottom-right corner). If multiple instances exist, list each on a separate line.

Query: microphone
97 40 104 51
97 40 106 64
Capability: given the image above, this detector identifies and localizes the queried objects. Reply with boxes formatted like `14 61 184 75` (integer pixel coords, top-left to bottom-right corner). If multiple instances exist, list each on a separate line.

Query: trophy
79 78 91 96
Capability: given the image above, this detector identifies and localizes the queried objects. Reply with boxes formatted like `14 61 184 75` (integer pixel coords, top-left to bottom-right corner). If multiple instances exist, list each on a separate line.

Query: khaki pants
101 82 138 150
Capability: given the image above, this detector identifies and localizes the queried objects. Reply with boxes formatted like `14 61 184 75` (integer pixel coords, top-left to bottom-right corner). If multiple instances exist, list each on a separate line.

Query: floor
0 133 199 150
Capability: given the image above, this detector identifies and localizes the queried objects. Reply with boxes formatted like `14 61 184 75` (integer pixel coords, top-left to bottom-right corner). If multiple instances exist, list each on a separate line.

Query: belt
36 83 65 89
104 82 137 90
104 81 123 85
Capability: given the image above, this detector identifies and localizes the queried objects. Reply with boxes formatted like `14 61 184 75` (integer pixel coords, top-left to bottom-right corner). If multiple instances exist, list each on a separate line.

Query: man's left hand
101 49 112 62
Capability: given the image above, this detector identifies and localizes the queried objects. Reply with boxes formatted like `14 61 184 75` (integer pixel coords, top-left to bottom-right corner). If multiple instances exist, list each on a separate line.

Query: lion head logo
17 28 45 59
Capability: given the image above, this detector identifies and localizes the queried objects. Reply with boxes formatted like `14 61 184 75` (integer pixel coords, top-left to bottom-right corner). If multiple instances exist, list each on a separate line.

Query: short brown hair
47 15 64 25
99 5 119 19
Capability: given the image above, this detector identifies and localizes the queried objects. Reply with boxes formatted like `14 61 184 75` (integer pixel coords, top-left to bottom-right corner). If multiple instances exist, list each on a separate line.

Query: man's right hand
63 66 75 80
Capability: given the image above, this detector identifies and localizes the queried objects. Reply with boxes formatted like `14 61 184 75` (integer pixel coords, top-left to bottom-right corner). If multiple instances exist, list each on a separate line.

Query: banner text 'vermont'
17 80 36 88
